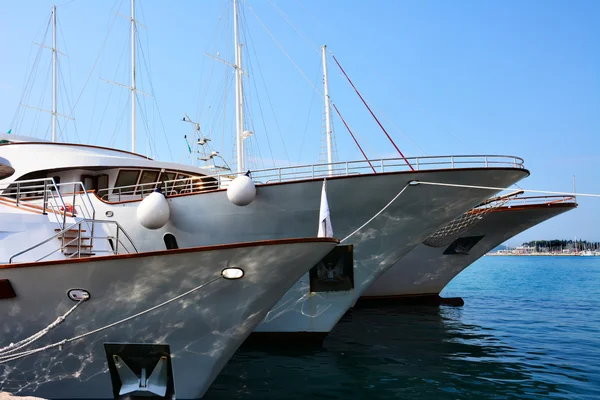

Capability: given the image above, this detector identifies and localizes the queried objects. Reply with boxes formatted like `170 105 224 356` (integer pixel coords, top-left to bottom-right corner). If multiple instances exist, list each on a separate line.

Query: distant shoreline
486 253 597 257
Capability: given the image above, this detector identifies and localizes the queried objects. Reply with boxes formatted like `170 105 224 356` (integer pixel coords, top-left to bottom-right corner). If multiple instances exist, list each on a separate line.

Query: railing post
485 156 488 168
42 180 48 215
380 159 384 173
72 184 77 217
345 162 349 175
451 156 455 169
278 168 282 182
312 164 315 179
16 183 20 207
115 226 120 255
416 158 420 171
77 222 82 258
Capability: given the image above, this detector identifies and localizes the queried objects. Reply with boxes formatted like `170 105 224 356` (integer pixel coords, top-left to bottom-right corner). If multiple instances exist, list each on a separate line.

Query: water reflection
206 305 579 399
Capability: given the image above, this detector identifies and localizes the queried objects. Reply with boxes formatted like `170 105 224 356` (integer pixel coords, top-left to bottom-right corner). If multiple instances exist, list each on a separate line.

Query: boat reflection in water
207 304 583 399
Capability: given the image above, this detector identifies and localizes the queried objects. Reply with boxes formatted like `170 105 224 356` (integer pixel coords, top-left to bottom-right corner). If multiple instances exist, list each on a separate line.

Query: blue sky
0 0 598 244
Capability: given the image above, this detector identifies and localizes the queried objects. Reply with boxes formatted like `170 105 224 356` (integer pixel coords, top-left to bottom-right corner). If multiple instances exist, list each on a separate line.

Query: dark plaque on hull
443 235 485 255
309 245 354 293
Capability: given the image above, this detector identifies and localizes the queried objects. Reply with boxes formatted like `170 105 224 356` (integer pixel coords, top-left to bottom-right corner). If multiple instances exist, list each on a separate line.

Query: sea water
206 256 600 399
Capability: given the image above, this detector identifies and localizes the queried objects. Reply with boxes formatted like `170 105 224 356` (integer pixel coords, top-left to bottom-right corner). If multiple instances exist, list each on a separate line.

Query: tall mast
233 0 244 173
51 5 57 142
130 0 137 153
321 45 333 175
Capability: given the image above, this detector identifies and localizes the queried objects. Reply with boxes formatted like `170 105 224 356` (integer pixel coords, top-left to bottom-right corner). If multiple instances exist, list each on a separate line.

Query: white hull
362 201 576 299
0 142 529 334
0 238 338 399
252 168 528 334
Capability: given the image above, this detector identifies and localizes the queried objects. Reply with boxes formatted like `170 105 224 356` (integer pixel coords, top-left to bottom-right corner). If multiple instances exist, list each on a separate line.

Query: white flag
317 179 333 237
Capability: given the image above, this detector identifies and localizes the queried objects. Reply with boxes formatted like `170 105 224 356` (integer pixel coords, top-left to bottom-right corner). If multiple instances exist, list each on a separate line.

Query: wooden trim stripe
492 202 577 213
0 237 340 270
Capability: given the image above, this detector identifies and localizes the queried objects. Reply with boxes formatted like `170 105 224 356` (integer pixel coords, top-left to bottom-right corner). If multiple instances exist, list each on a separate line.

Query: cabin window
97 174 109 192
82 176 94 191
159 171 176 182
138 170 160 194
163 233 179 250
114 170 140 193
139 170 160 185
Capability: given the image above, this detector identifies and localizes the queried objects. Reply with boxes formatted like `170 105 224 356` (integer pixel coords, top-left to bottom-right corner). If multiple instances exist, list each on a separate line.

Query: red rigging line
332 103 376 173
331 54 414 171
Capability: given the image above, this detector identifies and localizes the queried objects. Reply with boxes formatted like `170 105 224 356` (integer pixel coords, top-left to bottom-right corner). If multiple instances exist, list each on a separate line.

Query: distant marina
488 240 600 256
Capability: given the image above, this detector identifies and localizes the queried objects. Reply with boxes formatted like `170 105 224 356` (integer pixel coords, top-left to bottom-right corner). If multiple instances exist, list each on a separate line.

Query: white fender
137 190 170 229
227 175 256 206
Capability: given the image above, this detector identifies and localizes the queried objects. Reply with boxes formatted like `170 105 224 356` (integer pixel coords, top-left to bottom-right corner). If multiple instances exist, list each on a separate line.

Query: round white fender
137 190 170 229
227 174 256 206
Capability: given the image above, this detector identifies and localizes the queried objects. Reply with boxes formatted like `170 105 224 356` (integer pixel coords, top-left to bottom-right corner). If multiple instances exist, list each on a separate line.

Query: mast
233 0 245 173
130 0 137 153
322 45 333 175
51 5 57 142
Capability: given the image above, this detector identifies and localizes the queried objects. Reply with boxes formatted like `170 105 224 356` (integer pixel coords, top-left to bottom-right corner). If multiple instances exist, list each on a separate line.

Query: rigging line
56 0 77 7
58 62 82 143
33 62 52 140
107 94 131 148
65 0 123 122
241 8 290 166
267 0 319 54
297 61 321 164
293 0 321 27
241 13 276 167
57 13 76 118
327 51 469 156
350 127 381 159
243 0 322 97
332 103 375 173
94 20 130 145
414 181 600 198
247 70 275 168
11 14 52 133
331 54 414 171
197 0 227 122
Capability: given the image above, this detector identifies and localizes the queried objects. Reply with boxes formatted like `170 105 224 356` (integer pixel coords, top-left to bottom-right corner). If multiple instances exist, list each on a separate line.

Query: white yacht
0 183 339 398
3 0 530 343
361 196 577 304
0 135 529 340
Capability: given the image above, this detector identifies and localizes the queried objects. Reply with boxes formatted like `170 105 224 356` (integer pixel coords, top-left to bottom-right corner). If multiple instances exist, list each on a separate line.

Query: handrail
0 178 96 231
97 155 525 202
8 219 138 263
501 195 577 208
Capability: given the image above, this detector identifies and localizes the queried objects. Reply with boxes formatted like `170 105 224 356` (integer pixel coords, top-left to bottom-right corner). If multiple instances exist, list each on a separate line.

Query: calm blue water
206 256 600 399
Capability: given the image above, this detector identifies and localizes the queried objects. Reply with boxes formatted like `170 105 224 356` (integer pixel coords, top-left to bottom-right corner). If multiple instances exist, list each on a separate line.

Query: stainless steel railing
8 219 138 263
0 178 96 231
97 155 525 202
501 195 577 208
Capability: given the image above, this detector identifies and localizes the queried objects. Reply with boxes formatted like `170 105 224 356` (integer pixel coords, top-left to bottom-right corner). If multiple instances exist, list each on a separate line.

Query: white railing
97 155 525 202
501 195 577 208
0 178 96 231
8 219 138 263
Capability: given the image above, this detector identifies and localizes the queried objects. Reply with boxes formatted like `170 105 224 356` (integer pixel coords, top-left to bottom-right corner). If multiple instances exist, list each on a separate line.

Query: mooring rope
0 275 222 364
341 183 411 243
0 296 87 357
412 181 600 198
